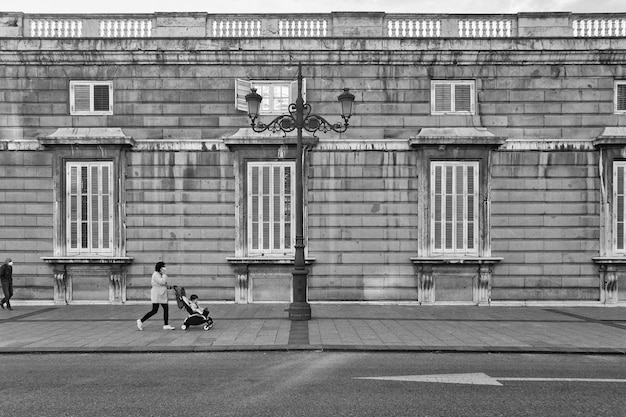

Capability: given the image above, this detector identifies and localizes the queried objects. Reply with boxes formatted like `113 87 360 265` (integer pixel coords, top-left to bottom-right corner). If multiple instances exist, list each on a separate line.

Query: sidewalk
0 303 625 354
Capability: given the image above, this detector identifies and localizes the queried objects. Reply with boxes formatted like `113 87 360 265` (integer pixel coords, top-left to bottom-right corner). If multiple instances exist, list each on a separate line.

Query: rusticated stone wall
0 14 624 304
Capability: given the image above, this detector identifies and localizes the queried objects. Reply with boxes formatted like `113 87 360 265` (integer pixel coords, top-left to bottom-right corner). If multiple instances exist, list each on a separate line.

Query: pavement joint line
544 309 626 331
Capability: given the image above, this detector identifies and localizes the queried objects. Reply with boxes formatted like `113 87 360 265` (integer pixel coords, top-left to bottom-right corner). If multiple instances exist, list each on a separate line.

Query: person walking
137 261 175 330
0 258 14 310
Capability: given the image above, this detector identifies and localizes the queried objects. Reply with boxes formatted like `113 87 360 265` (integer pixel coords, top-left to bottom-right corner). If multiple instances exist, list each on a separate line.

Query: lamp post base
288 301 311 321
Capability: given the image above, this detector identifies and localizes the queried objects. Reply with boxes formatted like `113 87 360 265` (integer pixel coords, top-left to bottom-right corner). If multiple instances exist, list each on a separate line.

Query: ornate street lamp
245 63 355 321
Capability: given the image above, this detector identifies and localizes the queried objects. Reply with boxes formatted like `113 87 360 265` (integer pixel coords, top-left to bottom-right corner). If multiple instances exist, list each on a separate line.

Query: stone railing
0 12 625 38
572 16 626 37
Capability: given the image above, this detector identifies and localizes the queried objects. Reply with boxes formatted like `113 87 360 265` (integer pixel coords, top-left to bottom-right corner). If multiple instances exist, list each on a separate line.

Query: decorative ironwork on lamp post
245 63 355 321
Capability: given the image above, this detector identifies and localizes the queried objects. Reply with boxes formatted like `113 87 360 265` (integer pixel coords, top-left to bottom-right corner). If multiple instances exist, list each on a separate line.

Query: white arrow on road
354 373 626 386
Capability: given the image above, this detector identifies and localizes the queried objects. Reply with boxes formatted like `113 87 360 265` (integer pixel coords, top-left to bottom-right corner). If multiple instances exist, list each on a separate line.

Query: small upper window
70 81 113 115
431 80 475 115
616 81 626 114
236 79 306 115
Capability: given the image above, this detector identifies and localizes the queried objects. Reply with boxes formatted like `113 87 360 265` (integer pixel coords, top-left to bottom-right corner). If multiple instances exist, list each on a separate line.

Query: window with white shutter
616 81 626 114
431 161 479 255
70 81 113 115
614 162 626 253
236 79 306 115
431 80 475 115
247 161 295 255
66 161 114 255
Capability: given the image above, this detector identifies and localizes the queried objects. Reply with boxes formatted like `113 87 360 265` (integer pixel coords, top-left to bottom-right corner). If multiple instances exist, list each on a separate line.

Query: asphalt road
1 352 625 417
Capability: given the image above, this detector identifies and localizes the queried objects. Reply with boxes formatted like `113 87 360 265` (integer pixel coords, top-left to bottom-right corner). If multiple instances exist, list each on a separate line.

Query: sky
8 0 626 14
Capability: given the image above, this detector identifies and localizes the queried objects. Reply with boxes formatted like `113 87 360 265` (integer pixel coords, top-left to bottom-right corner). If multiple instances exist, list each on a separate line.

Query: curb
0 345 624 355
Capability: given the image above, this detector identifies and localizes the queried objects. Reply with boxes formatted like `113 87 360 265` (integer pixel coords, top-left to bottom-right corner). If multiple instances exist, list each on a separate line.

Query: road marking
498 377 626 383
355 373 626 386
355 373 504 386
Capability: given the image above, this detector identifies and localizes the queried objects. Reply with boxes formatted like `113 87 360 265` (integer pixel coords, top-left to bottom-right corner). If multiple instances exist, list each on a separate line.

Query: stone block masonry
491 150 601 301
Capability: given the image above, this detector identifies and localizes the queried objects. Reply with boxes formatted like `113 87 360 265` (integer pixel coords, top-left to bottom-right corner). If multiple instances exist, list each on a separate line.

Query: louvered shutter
466 164 476 250
433 164 443 250
73 84 91 113
235 79 252 112
66 162 113 255
617 84 626 112
454 84 472 112
290 78 306 104
615 163 626 252
93 84 111 112
434 83 452 113
431 161 479 255
247 162 295 255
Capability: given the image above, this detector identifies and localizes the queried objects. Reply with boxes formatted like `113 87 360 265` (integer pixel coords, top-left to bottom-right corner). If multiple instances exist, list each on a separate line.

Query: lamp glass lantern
245 88 263 120
337 88 355 120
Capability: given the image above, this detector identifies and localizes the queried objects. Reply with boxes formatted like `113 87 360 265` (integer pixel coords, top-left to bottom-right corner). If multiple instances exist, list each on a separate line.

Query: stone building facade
0 11 625 305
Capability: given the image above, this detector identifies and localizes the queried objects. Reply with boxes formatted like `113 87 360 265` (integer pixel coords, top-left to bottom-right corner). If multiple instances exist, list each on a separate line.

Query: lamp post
245 63 355 321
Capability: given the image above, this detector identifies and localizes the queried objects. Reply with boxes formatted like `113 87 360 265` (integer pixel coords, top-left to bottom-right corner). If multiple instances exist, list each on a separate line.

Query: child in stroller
173 286 214 331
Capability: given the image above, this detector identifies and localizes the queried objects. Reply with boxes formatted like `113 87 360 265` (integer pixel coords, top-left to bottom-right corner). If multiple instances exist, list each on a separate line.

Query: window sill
411 257 503 265
41 256 134 265
592 256 626 264
227 256 315 265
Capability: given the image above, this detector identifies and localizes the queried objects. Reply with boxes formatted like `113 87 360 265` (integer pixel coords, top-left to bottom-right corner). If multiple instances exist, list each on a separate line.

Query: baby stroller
173 286 214 331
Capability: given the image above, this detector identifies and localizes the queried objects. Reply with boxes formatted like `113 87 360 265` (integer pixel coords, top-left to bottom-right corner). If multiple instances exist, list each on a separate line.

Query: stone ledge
41 257 134 264
409 127 506 148
592 257 626 264
226 257 315 265
594 127 626 148
411 257 503 265
39 128 135 147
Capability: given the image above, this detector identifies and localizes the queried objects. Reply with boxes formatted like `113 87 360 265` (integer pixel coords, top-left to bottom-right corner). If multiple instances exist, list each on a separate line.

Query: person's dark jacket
0 263 12 282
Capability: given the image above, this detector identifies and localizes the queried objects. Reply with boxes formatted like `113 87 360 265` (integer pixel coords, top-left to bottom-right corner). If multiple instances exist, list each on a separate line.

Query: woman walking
137 261 175 330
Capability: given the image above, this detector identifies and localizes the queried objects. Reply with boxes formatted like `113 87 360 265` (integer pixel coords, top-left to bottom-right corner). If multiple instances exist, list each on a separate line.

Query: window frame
615 81 626 114
235 78 306 116
65 160 115 256
430 80 476 115
69 80 113 116
430 160 480 256
246 160 296 256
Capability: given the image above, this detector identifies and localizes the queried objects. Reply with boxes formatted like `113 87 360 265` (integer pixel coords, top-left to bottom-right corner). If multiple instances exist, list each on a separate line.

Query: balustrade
279 19 327 37
573 18 626 37
212 19 261 37
8 12 626 39
387 19 441 37
99 20 152 37
30 19 82 37
458 19 512 37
